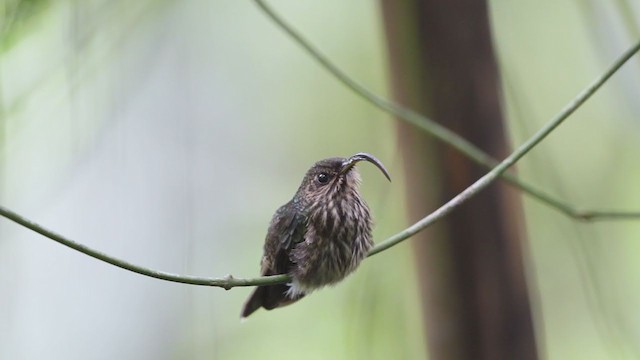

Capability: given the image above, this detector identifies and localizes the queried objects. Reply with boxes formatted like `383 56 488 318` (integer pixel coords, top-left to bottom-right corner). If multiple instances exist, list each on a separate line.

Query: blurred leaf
1 0 51 52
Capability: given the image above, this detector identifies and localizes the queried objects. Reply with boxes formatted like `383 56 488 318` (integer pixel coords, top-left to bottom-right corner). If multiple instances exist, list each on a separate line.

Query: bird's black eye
317 173 330 184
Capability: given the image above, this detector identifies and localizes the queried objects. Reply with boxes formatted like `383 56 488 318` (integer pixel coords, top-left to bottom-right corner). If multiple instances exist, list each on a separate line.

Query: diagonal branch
369 36 640 253
253 0 640 221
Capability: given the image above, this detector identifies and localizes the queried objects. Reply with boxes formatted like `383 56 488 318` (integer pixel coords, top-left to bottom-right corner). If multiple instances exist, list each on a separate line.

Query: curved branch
253 0 640 221
0 205 289 288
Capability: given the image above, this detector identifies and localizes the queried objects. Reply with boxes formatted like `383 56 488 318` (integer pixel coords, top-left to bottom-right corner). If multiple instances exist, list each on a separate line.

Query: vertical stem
380 1 539 358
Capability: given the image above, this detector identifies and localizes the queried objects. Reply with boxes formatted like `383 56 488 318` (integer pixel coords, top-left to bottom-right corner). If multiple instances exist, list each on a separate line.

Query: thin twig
0 205 289 288
370 36 640 254
253 0 640 221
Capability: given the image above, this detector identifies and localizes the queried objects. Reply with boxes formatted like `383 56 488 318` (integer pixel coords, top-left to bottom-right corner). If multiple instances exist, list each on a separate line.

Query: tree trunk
380 1 539 359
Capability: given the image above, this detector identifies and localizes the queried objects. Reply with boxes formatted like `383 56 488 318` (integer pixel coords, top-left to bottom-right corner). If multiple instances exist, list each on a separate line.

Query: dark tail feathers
241 287 265 318
240 284 305 318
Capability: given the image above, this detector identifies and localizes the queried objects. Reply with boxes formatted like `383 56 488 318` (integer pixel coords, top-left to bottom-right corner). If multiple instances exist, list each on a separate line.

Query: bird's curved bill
340 152 391 181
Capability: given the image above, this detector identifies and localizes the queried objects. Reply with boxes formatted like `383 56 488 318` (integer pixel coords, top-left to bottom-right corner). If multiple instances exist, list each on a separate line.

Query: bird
241 152 391 318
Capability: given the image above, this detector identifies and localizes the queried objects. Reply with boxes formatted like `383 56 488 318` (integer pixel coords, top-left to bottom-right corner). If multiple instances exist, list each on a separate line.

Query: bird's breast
289 192 373 290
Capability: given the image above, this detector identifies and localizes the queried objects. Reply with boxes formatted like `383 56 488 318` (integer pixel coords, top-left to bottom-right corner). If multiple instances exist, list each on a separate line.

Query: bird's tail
240 284 305 318
241 286 266 318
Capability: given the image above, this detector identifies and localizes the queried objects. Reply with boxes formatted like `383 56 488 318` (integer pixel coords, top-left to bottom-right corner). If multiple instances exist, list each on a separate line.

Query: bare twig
0 204 288 287
253 0 640 221
369 37 640 254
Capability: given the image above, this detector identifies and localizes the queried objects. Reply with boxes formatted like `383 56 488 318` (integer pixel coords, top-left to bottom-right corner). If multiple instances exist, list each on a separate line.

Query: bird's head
296 153 391 203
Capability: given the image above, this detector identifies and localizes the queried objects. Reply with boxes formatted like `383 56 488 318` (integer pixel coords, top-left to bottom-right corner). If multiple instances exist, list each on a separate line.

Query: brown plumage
241 153 391 318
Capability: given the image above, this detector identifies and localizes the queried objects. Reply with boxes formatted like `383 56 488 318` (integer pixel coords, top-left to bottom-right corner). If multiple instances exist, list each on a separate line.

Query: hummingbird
241 152 391 318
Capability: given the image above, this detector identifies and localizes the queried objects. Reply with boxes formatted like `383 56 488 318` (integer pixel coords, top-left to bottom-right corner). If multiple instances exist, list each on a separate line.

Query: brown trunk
380 1 539 359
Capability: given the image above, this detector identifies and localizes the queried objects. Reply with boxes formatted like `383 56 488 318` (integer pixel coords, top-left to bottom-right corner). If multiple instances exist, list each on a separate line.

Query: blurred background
0 1 639 359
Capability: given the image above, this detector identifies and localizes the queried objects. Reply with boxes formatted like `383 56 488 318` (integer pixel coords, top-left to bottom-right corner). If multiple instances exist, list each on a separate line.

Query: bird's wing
260 203 307 276
242 201 308 317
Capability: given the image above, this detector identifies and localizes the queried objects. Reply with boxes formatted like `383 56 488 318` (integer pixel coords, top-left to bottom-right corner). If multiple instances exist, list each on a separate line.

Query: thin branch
370 36 640 254
253 0 640 221
0 205 289 288
2 34 639 287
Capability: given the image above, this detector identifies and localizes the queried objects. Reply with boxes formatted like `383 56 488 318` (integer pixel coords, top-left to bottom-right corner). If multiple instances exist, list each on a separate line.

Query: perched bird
241 152 391 318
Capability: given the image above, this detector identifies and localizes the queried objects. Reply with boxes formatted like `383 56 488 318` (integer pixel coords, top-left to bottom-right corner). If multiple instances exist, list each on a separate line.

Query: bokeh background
1 1 639 359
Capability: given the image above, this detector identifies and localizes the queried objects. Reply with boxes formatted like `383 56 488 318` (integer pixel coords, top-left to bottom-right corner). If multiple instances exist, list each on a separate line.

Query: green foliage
1 0 51 52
